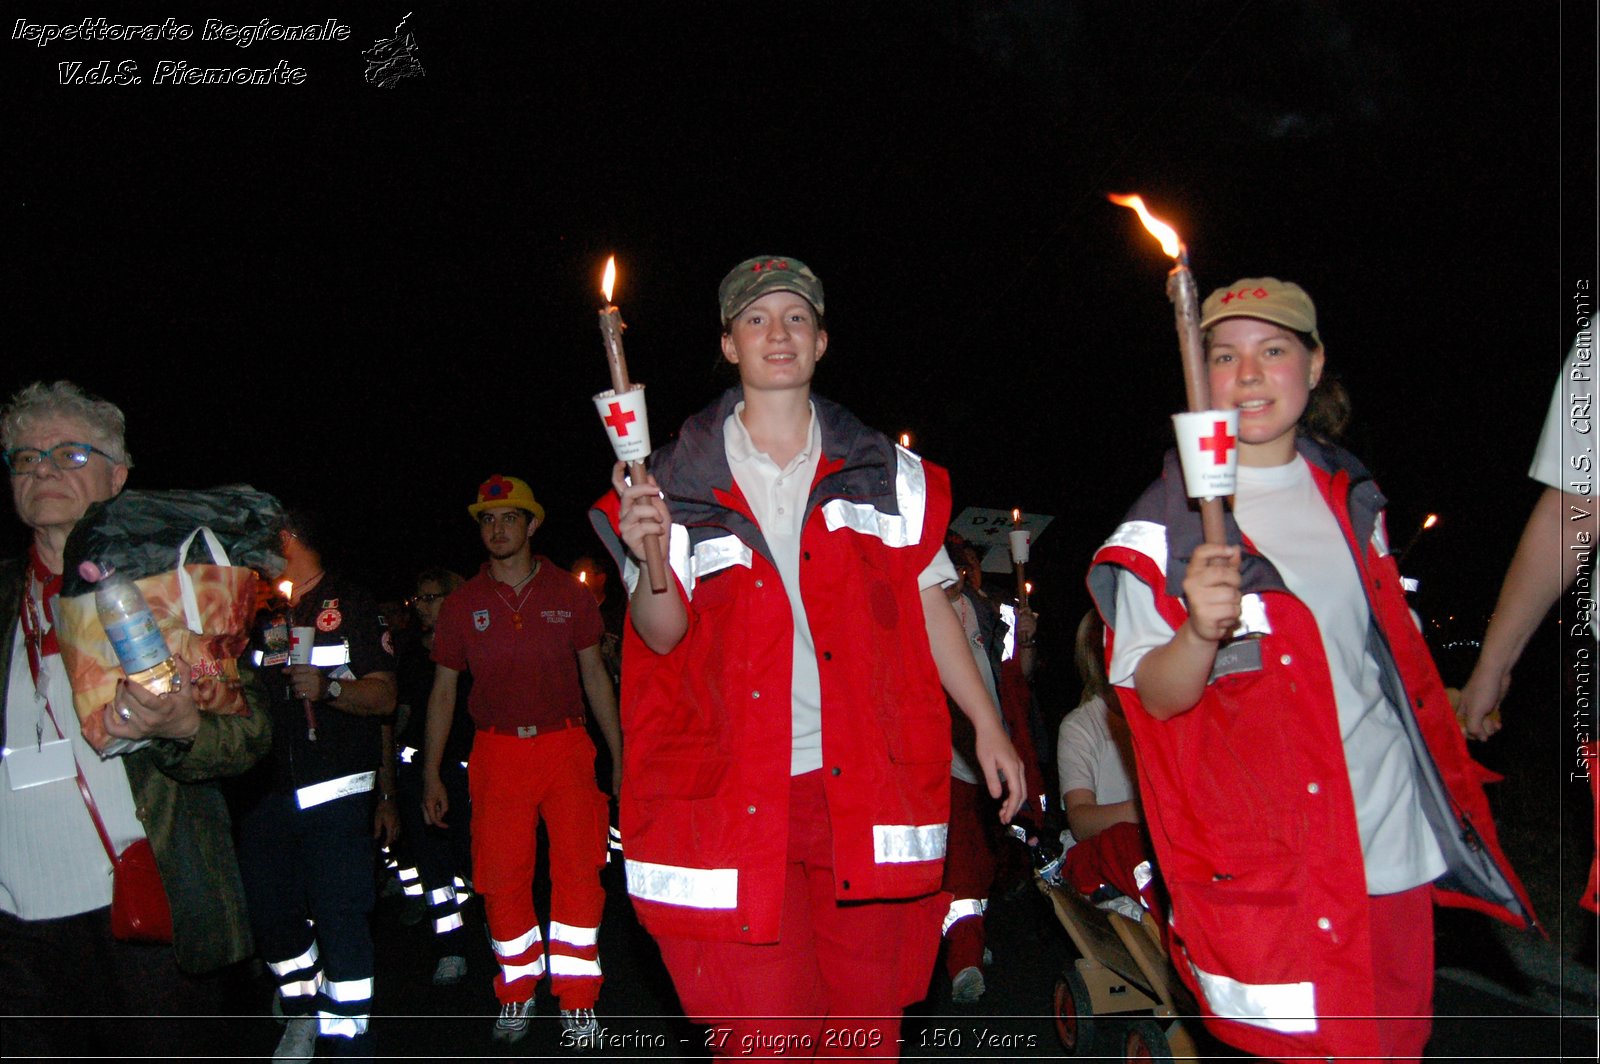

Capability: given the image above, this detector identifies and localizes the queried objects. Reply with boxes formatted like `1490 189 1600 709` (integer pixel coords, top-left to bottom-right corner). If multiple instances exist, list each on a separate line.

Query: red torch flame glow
1108 194 1183 260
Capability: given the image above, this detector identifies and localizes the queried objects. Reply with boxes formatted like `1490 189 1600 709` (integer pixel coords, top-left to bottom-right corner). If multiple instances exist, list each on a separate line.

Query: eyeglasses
4 442 119 476
413 593 445 604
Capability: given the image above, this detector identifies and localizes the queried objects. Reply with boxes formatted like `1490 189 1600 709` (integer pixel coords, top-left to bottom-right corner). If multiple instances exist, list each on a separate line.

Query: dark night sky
3 0 1595 640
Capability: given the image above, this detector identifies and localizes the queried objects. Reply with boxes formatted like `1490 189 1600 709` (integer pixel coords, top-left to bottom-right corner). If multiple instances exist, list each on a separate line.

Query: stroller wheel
1122 1017 1173 1063
1052 967 1096 1054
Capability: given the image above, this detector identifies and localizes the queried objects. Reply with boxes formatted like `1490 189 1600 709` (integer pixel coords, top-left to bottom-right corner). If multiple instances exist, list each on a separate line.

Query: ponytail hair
1292 328 1351 445
1301 373 1351 445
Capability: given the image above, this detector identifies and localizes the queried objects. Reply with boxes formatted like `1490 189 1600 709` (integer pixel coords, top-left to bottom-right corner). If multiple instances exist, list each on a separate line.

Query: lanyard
18 547 65 750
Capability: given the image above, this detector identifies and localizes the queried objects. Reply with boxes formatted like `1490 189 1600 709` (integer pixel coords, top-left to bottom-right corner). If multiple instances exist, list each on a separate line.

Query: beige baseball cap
1200 277 1321 346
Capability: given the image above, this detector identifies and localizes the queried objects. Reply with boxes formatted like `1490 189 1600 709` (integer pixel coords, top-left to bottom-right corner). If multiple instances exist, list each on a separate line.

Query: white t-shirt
1529 336 1595 492
1056 695 1136 808
724 404 956 775
1 598 146 919
1109 457 1446 894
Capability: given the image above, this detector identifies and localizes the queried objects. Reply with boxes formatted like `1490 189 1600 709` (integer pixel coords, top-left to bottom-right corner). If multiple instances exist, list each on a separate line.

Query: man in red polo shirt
422 475 621 1046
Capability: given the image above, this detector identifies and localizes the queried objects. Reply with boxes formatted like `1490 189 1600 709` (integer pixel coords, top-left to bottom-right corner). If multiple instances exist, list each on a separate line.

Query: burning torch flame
1423 513 1439 530
278 580 293 602
899 432 911 448
1012 508 1022 525
1025 581 1033 595
601 256 617 304
1108 194 1182 260
578 571 588 584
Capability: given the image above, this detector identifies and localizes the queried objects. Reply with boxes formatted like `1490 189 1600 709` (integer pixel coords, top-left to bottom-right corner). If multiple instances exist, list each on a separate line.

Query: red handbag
74 769 174 944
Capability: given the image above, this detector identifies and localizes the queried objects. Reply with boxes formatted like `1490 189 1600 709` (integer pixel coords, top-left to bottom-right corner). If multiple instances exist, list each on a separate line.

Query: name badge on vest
6 737 75 790
1208 637 1264 683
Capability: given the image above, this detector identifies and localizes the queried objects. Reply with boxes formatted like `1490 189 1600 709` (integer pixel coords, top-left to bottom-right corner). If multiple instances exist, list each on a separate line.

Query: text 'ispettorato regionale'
13 17 353 86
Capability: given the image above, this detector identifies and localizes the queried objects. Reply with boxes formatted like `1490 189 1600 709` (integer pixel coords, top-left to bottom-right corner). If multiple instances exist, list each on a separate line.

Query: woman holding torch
1086 278 1533 1062
591 255 1024 1055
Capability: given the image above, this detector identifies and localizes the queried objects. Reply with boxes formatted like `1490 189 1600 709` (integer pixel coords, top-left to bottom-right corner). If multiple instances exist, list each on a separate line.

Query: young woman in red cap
1086 278 1534 1062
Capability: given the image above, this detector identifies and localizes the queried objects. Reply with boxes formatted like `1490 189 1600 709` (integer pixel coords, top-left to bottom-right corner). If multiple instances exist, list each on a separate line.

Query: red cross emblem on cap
1199 420 1237 465
603 401 636 437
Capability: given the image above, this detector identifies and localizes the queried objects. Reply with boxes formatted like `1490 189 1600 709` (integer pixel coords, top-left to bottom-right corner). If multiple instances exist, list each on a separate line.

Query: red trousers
1313 884 1432 1064
654 770 946 1058
1370 885 1434 1062
470 726 609 1009
940 778 999 978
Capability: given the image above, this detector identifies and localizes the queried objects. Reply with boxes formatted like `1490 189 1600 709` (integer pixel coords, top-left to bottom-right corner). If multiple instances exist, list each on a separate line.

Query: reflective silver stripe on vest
1371 511 1390 557
294 771 375 810
625 531 758 600
1233 593 1272 637
1189 962 1317 1033
623 522 693 596
872 822 947 864
941 896 987 936
625 858 738 909
691 533 753 589
250 644 351 668
820 445 927 549
1100 519 1168 574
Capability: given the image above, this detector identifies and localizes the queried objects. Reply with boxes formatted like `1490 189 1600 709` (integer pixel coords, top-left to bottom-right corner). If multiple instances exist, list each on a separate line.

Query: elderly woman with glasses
0 380 271 1060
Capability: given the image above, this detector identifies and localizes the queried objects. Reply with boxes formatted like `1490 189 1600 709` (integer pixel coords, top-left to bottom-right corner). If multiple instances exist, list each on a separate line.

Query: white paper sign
593 384 652 463
948 507 1054 574
1172 409 1240 500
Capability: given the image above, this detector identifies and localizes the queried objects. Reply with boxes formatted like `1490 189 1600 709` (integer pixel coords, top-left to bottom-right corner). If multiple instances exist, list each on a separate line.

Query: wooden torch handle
629 459 669 594
1169 261 1230 547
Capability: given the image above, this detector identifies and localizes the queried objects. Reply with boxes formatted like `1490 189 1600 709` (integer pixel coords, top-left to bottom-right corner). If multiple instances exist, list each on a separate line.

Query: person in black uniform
237 512 397 1061
391 566 475 987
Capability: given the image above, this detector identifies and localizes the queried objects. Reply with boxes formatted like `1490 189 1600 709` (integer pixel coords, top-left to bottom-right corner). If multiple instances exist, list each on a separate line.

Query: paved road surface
207 855 1597 1062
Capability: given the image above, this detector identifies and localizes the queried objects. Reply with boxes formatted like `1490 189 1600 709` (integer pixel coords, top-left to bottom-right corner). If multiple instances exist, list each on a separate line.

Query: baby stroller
1038 827 1198 1061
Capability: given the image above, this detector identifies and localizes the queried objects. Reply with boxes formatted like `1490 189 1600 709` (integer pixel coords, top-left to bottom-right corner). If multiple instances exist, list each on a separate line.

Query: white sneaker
273 1015 319 1062
431 954 467 986
951 965 986 1004
493 997 535 1044
562 1007 600 1049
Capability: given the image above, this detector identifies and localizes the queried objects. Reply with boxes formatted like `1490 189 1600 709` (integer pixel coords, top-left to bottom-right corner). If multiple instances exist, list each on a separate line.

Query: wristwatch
325 679 343 701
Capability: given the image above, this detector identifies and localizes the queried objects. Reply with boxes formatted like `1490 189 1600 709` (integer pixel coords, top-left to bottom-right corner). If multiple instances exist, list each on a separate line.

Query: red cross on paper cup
1171 409 1240 500
593 384 652 463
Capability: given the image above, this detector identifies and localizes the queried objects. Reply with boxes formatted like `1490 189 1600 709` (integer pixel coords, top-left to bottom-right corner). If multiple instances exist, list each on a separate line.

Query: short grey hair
0 381 133 467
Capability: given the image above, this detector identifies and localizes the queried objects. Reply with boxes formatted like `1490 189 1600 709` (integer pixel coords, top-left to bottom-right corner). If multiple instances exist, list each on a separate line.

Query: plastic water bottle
79 561 179 694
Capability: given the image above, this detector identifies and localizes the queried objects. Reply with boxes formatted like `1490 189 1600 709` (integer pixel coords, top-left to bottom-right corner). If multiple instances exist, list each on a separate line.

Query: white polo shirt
724 403 956 774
